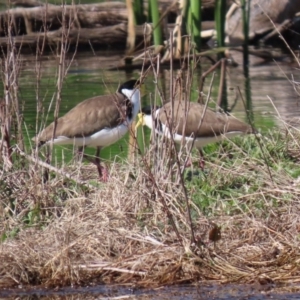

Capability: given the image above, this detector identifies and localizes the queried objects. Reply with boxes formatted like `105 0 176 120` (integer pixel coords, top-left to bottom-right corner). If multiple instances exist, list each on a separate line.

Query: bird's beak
135 113 144 130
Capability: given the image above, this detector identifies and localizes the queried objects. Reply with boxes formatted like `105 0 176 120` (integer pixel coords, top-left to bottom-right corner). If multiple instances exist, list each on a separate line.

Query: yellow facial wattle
135 113 145 130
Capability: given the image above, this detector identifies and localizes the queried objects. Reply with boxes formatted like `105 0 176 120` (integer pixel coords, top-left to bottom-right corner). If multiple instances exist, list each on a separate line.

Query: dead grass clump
1 126 300 289
0 157 204 286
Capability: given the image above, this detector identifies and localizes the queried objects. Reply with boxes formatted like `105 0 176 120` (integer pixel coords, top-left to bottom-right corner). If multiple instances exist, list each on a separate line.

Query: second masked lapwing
136 101 255 168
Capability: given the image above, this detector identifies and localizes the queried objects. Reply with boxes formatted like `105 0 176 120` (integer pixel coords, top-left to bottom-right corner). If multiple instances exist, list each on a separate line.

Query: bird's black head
141 105 161 115
118 79 140 93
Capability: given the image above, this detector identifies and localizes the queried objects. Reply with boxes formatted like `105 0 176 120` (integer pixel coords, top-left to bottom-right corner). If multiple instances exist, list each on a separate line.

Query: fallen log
0 24 152 49
0 2 128 36
10 0 49 7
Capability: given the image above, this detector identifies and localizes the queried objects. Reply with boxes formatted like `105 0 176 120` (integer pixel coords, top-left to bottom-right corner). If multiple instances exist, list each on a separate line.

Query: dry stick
133 57 184 247
291 73 300 98
33 5 47 151
260 19 292 44
15 145 96 189
10 43 23 153
273 60 300 98
34 1 50 139
179 44 201 159
169 32 175 174
51 3 67 154
258 3 300 66
171 76 218 246
216 58 226 109
140 152 183 247
155 40 199 247
146 46 202 247
237 87 274 184
1 5 19 169
266 94 300 147
0 101 12 168
79 265 146 276
179 71 215 178
197 59 223 104
45 3 78 171
125 0 135 55
170 33 174 131
63 3 79 75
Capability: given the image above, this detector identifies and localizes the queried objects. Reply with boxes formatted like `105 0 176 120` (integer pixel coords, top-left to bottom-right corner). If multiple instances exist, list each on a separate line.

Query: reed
149 0 163 46
0 2 22 170
241 0 251 67
214 0 226 59
133 0 145 25
190 0 201 51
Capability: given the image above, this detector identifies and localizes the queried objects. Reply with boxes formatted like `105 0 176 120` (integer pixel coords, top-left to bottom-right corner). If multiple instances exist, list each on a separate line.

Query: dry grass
1 125 300 289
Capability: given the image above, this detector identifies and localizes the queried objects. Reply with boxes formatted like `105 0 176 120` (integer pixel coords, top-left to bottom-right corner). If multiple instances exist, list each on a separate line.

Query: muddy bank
1 283 300 299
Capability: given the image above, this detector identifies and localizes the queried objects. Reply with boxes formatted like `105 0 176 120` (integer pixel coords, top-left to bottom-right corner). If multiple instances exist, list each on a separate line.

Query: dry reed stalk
51 3 74 152
15 145 96 189
125 0 136 55
33 2 78 179
0 2 23 170
33 1 48 151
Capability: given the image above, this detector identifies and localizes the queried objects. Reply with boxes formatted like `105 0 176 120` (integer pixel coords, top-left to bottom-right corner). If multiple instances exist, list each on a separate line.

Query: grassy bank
1 123 300 288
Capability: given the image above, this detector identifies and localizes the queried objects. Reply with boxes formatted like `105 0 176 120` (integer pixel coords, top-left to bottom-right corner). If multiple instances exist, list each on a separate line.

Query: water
1 283 300 299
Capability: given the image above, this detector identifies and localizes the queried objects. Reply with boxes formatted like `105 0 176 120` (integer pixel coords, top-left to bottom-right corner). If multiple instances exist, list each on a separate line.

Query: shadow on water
1 283 300 299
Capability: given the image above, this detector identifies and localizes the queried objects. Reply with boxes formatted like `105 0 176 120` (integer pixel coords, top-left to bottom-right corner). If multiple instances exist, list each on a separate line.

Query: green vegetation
190 0 202 51
214 0 226 58
242 0 251 66
149 0 163 46
186 132 300 216
133 0 145 25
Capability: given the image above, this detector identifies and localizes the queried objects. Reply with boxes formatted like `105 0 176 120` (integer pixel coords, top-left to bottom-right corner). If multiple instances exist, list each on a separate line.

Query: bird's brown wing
159 101 253 137
34 93 129 142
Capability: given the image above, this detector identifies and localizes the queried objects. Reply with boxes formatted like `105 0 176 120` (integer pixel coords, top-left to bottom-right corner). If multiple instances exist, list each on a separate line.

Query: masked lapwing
33 79 141 181
136 101 255 168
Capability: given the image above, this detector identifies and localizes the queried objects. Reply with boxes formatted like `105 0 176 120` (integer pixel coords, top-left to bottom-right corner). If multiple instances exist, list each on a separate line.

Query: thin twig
15 146 96 189
237 87 274 184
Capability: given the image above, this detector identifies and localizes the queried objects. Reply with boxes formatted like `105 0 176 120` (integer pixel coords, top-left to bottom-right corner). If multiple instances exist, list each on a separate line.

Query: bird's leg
183 143 193 169
94 147 108 182
80 147 108 182
184 157 193 168
43 146 50 183
75 146 85 162
198 149 205 170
